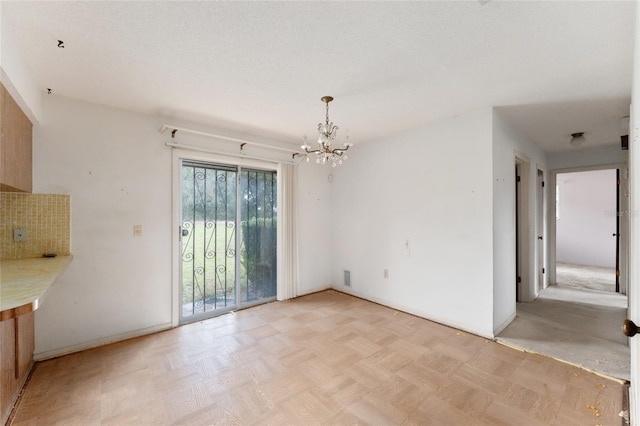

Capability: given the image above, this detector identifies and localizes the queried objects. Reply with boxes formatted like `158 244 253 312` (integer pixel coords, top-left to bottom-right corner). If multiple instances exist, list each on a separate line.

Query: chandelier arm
332 146 350 154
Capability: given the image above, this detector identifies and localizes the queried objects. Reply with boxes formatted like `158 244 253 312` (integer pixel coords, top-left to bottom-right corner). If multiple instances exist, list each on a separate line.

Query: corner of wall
491 108 547 334
0 66 42 125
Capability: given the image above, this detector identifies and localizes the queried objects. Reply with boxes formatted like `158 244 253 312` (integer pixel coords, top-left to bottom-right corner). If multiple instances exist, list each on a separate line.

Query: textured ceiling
0 1 635 153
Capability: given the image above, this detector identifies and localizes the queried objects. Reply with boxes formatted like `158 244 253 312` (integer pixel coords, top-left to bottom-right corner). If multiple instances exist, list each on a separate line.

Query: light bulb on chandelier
300 96 353 167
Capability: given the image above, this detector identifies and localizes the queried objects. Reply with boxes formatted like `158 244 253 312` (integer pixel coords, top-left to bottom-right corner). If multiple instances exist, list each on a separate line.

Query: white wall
33 95 173 358
492 110 547 329
32 94 331 359
556 169 617 268
0 11 43 123
330 108 496 338
548 145 628 171
297 164 333 294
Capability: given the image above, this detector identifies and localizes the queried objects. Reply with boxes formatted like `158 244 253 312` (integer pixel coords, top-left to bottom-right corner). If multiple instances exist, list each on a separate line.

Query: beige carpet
556 262 616 292
498 285 629 381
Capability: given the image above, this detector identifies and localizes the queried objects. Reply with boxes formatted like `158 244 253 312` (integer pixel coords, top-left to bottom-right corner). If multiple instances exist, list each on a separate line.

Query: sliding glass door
180 161 277 323
240 169 277 304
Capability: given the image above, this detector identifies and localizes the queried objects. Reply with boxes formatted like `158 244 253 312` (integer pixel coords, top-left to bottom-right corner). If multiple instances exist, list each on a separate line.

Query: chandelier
301 96 353 167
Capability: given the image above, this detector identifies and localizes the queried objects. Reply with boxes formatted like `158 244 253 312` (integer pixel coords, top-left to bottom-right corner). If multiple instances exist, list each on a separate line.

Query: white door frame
515 154 548 303
547 163 628 295
171 148 279 327
628 97 639 423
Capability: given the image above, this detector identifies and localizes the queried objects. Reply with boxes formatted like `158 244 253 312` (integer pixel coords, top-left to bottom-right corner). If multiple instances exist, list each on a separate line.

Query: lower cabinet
1 312 34 425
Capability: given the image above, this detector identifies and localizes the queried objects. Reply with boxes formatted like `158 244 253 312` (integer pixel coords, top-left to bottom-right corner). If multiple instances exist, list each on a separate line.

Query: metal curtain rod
164 141 297 165
159 124 299 154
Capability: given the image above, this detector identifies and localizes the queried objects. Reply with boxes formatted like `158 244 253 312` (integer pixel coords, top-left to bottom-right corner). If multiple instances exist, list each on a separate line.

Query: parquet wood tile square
451 363 510 396
319 375 369 411
371 374 426 413
396 359 447 394
275 388 342 424
410 395 497 426
9 290 628 426
345 393 407 425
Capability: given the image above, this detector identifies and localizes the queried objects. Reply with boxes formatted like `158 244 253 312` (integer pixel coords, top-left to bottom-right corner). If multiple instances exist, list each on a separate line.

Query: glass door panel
240 169 277 304
181 162 237 320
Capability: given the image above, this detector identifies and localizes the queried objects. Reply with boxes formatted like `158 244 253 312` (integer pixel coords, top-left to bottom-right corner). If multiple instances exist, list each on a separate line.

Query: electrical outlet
133 225 142 237
384 269 389 279
13 228 27 242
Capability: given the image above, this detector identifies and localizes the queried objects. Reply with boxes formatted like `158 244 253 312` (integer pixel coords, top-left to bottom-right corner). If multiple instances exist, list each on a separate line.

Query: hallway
497 285 629 381
556 262 617 293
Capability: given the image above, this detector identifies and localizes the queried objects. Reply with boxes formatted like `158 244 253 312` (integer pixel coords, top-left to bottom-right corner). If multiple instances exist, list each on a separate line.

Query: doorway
179 161 277 323
555 169 617 292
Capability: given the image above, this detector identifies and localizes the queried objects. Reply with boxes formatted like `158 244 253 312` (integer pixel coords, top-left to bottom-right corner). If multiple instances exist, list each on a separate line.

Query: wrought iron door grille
180 163 277 321
181 164 238 317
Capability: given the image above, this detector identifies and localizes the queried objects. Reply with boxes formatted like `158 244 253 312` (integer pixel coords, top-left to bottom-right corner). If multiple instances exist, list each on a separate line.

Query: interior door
537 169 544 292
628 100 639 422
616 169 621 292
515 164 520 301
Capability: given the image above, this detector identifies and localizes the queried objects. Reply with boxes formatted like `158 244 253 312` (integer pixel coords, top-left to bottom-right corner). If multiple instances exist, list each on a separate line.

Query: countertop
0 255 72 314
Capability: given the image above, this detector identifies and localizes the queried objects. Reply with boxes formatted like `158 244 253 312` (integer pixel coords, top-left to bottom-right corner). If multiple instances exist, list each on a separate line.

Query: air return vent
344 270 351 287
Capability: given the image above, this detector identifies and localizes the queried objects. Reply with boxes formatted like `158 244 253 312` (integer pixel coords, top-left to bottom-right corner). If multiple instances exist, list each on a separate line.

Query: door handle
613 233 619 237
537 236 543 240
623 319 638 337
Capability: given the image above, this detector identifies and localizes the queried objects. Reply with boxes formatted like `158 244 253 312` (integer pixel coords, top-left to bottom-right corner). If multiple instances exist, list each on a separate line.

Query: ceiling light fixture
570 132 585 148
301 96 353 167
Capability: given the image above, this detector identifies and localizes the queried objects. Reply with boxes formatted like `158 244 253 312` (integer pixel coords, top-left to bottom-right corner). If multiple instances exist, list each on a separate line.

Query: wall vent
344 270 351 287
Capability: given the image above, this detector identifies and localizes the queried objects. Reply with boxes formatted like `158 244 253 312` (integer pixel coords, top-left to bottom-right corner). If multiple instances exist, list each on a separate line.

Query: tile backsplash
0 192 70 260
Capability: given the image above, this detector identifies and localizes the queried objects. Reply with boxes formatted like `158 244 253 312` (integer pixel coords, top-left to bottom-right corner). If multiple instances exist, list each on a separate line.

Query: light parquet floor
11 290 627 425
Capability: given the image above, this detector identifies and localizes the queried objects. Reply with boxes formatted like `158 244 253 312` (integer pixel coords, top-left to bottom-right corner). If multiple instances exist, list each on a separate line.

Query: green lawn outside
181 220 242 307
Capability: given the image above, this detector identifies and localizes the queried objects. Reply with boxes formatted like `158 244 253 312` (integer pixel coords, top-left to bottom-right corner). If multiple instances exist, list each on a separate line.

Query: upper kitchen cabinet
0 83 33 193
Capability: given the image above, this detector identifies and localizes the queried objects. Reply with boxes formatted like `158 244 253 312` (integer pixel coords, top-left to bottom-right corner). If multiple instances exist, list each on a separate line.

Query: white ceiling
1 1 635 153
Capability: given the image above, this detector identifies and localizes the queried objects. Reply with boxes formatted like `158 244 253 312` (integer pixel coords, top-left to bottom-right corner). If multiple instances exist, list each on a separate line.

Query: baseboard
493 311 517 336
330 284 495 340
297 285 332 297
34 322 173 361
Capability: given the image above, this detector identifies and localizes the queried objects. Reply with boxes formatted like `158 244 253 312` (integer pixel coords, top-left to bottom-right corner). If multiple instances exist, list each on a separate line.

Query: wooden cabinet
0 257 71 424
1 311 34 425
0 83 33 193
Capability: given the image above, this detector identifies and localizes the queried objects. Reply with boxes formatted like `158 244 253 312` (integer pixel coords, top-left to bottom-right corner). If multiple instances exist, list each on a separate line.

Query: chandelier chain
325 100 330 125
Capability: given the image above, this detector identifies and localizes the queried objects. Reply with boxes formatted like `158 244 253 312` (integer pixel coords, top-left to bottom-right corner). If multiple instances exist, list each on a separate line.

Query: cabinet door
0 313 35 425
17 313 34 380
0 83 33 193
1 318 17 424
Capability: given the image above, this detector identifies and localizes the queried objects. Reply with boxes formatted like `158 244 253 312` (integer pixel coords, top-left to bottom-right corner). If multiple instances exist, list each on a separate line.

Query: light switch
13 228 27 242
133 225 142 237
